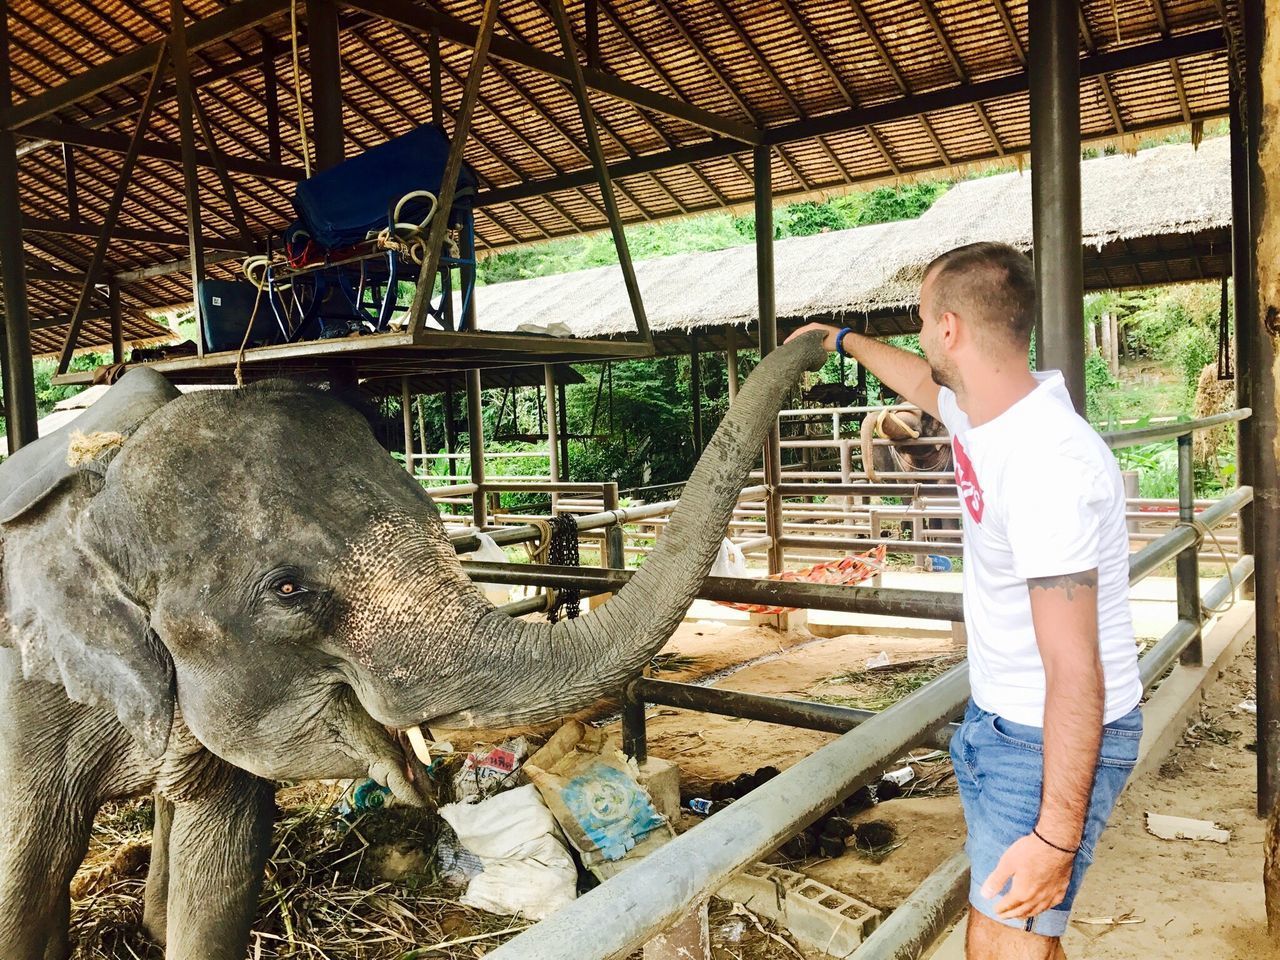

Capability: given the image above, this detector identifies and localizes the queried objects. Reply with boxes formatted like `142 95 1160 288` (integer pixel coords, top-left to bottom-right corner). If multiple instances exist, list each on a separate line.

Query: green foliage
0 353 113 438
1083 351 1118 422
476 184 952 285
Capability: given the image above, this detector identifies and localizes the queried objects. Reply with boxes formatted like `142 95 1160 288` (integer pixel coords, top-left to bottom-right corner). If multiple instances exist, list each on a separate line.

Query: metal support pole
621 688 648 764
0 322 11 451
0 9 39 448
401 377 415 475
407 0 498 336
1029 0 1085 413
558 380 570 482
305 0 344 170
544 364 561 491
444 386 457 478
461 208 478 330
690 341 703 452
546 0 651 343
1176 434 1202 665
169 1 210 358
1231 67 1256 601
108 279 123 364
466 368 487 528
755 145 784 575
1242 0 1280 820
725 326 739 403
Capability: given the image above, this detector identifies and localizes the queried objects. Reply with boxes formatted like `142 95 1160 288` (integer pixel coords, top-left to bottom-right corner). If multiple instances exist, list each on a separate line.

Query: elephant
858 405 952 481
0 332 829 959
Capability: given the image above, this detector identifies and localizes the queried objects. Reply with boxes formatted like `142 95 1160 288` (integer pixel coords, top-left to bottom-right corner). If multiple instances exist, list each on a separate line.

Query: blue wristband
835 326 855 359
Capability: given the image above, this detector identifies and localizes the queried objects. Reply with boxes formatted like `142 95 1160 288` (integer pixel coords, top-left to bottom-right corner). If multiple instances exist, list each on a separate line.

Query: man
787 242 1142 960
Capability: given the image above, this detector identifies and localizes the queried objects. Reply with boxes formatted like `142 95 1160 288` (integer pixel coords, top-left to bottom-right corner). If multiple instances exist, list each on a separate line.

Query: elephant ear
0 368 181 756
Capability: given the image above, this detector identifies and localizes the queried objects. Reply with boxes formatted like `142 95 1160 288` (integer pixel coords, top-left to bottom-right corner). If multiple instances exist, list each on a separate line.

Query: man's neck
952 364 1040 427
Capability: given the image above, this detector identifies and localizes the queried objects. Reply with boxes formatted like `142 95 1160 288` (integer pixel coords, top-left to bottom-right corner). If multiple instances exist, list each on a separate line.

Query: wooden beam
15 119 305 181
24 216 250 252
5 0 291 129
170 0 209 358
58 48 168 374
62 143 79 220
347 0 760 145
306 0 344 169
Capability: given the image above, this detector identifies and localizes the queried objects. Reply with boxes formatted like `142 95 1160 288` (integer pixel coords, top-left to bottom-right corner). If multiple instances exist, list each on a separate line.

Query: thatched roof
463 137 1230 348
6 0 1235 354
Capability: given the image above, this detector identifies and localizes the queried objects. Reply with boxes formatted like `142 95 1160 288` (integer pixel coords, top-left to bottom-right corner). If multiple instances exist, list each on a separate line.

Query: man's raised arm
785 323 941 420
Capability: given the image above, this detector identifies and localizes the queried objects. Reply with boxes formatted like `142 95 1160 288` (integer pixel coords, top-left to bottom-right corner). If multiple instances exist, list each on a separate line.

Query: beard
928 358 958 391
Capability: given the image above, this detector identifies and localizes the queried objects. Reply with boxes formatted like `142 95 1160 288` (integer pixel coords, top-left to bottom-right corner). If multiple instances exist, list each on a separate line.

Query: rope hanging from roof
290 0 311 178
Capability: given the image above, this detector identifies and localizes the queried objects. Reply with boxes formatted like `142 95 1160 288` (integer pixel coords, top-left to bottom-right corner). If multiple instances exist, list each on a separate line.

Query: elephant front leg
162 774 275 960
0 794 95 960
142 794 173 946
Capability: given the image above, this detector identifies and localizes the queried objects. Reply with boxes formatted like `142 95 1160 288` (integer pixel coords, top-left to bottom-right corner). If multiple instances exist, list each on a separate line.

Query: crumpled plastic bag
709 537 748 579
471 532 515 606
453 737 529 804
438 784 578 919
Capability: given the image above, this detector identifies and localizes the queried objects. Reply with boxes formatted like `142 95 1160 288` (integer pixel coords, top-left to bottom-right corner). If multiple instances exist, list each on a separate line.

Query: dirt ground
1058 640 1272 960
64 618 1274 959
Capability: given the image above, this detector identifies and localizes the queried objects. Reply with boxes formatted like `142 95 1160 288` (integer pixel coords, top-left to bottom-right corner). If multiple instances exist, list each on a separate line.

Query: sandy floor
1060 641 1273 959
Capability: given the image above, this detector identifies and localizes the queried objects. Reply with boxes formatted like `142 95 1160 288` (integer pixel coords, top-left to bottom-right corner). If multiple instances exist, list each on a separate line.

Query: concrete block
635 756 682 825
717 863 880 958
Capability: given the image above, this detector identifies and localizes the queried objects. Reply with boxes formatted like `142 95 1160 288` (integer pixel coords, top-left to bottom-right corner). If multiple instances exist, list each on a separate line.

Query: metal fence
464 408 1252 960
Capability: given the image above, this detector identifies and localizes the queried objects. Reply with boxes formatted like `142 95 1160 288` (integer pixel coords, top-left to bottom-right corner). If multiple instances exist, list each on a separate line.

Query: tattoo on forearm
1027 570 1098 601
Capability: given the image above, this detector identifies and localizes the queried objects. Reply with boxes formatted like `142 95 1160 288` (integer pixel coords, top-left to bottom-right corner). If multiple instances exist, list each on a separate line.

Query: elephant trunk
414 332 828 730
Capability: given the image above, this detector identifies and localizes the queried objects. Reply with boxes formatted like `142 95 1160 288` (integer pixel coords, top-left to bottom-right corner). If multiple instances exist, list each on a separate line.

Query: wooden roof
5 0 1237 354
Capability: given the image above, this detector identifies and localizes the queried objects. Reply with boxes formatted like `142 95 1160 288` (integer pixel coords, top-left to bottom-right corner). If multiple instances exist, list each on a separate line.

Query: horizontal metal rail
462 561 966 621
777 482 959 498
485 663 972 960
631 677 957 748
1101 408 1252 449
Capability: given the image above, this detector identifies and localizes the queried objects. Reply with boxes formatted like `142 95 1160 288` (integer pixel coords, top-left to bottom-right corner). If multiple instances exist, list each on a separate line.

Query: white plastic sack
438 784 578 919
709 537 748 579
471 532 514 606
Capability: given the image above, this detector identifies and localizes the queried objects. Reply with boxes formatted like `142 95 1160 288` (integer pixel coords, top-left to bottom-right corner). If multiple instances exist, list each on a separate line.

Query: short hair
923 242 1036 347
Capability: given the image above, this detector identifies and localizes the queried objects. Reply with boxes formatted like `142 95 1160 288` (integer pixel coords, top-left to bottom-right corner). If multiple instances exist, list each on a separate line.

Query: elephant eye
265 570 309 603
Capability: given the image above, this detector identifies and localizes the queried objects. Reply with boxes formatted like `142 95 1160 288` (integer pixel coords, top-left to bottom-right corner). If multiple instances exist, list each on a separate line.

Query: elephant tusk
405 725 436 765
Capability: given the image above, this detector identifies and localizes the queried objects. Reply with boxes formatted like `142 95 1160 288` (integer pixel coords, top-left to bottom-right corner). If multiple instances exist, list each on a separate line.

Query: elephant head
0 333 828 805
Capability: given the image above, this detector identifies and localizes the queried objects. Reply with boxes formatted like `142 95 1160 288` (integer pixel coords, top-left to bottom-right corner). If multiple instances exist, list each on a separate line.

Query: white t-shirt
937 371 1143 726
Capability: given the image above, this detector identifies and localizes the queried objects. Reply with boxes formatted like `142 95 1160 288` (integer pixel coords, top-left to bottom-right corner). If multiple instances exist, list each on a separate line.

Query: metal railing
473 409 1253 960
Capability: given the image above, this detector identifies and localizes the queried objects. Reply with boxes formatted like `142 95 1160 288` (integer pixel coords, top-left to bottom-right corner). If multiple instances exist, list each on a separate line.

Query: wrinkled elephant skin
0 333 828 959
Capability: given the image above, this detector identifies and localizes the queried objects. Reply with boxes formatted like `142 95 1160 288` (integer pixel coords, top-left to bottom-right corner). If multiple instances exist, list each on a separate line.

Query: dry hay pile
1192 362 1235 469
68 788 810 960
69 790 526 960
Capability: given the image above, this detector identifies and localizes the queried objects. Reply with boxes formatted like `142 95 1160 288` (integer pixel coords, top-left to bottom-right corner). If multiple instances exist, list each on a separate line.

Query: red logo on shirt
952 437 984 523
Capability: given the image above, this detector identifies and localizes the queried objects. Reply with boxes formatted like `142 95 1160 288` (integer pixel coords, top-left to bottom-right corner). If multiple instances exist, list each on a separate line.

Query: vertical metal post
0 321 11 451
108 279 123 365
305 0 344 170
690 340 704 453
1176 433 1202 665
444 386 457 478
466 368 488 528
1242 0 1280 819
401 377 415 475
169 0 207 358
262 35 281 164
755 146 784 575
603 481 626 570
558 380 570 481
461 209 478 330
622 683 649 764
1230 66 1255 600
0 4 38 449
725 326 739 403
1029 0 1085 413
545 365 560 512
61 143 78 220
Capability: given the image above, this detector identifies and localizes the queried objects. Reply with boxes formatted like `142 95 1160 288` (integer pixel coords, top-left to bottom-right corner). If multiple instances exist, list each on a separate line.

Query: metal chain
546 514 581 623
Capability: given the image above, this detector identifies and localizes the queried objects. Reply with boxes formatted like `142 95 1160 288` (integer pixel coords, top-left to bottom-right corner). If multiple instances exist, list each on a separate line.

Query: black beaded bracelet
1032 827 1079 856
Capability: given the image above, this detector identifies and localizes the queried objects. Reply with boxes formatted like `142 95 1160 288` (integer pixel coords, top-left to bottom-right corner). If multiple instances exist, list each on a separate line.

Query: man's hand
783 322 942 419
981 832 1074 919
785 322 843 352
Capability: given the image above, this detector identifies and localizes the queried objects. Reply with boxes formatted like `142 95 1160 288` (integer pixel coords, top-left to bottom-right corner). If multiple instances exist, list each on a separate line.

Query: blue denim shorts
949 700 1142 937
